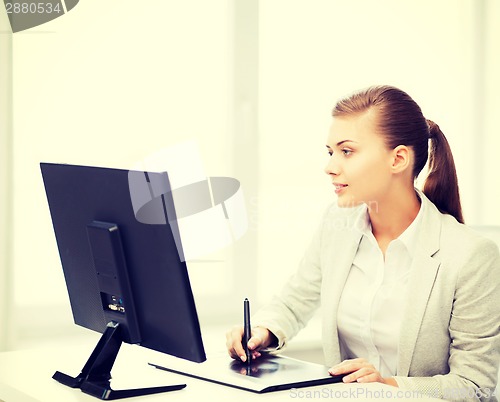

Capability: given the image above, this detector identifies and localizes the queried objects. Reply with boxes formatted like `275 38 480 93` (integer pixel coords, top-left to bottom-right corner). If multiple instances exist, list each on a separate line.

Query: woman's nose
324 155 339 176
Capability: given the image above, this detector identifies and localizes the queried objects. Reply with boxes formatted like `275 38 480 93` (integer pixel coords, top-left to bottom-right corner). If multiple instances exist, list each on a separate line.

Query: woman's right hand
225 326 275 362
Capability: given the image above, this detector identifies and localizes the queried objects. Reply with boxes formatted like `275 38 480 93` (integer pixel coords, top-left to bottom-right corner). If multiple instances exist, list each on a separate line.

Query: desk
0 336 442 402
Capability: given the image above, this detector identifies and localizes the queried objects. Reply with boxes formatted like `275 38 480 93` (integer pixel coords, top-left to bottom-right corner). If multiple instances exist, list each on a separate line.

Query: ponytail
423 120 464 223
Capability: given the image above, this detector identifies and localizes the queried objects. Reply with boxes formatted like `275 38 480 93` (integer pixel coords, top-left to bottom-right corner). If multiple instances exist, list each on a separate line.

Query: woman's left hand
328 358 398 387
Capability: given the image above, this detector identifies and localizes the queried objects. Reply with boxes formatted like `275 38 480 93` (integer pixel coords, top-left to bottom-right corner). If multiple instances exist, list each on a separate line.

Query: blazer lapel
397 194 442 376
321 219 363 365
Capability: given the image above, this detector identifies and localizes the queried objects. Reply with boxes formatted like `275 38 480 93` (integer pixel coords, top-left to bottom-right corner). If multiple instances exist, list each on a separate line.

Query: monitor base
52 322 186 400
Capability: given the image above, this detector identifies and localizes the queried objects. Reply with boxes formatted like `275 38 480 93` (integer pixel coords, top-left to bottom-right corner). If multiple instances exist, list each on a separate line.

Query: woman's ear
391 145 412 174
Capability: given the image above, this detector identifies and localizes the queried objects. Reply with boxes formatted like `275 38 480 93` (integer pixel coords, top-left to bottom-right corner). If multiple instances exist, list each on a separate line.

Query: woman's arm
250 225 324 350
248 206 334 351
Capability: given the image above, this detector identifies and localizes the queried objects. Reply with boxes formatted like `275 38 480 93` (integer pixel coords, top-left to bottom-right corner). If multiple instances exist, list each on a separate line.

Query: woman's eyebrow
326 140 357 149
336 139 356 146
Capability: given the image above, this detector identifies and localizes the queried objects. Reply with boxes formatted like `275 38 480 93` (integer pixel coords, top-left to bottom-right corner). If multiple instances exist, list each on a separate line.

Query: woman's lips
333 183 348 194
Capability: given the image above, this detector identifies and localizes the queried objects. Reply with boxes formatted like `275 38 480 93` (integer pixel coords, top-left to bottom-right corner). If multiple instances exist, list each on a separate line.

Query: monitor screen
40 162 206 399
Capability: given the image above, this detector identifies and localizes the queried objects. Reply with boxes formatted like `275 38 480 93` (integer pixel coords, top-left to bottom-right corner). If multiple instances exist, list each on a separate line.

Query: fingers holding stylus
225 326 271 362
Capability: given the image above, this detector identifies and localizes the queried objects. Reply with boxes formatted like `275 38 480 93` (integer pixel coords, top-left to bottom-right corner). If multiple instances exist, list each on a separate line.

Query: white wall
482 0 500 221
4 0 500 349
11 0 235 345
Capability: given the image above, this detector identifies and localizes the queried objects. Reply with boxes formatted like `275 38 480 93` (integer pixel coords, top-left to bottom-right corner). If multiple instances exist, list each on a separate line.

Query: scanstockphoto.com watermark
289 386 498 400
442 387 497 400
289 387 426 399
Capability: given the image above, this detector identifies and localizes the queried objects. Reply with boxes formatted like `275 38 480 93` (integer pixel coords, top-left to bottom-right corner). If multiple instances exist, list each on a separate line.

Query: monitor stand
52 321 186 400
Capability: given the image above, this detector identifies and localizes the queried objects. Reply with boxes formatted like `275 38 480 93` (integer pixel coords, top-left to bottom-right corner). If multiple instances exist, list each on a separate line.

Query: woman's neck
368 187 421 244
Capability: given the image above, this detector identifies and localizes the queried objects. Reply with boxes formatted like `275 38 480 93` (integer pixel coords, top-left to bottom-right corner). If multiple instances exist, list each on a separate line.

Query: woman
226 85 500 401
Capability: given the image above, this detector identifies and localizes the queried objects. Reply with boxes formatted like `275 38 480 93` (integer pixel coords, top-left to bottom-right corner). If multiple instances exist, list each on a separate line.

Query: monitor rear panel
40 162 206 363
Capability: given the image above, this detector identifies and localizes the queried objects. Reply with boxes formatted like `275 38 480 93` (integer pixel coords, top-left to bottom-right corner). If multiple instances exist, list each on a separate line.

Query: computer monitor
40 162 206 400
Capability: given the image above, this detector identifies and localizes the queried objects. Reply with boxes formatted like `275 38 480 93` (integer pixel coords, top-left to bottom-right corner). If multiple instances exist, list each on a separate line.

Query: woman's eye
342 149 352 156
328 151 333 156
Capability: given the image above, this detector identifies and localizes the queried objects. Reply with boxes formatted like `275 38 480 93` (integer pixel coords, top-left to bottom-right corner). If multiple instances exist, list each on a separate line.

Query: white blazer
253 192 500 401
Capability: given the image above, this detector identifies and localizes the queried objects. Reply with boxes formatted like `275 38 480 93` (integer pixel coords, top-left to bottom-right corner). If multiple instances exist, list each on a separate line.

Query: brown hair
332 85 464 224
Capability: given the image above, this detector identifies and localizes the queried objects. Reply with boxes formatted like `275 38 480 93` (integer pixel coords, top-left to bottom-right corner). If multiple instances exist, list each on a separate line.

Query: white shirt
336 197 424 377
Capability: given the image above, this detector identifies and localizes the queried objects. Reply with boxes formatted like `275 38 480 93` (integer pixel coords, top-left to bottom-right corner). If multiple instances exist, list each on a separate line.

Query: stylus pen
243 298 252 366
